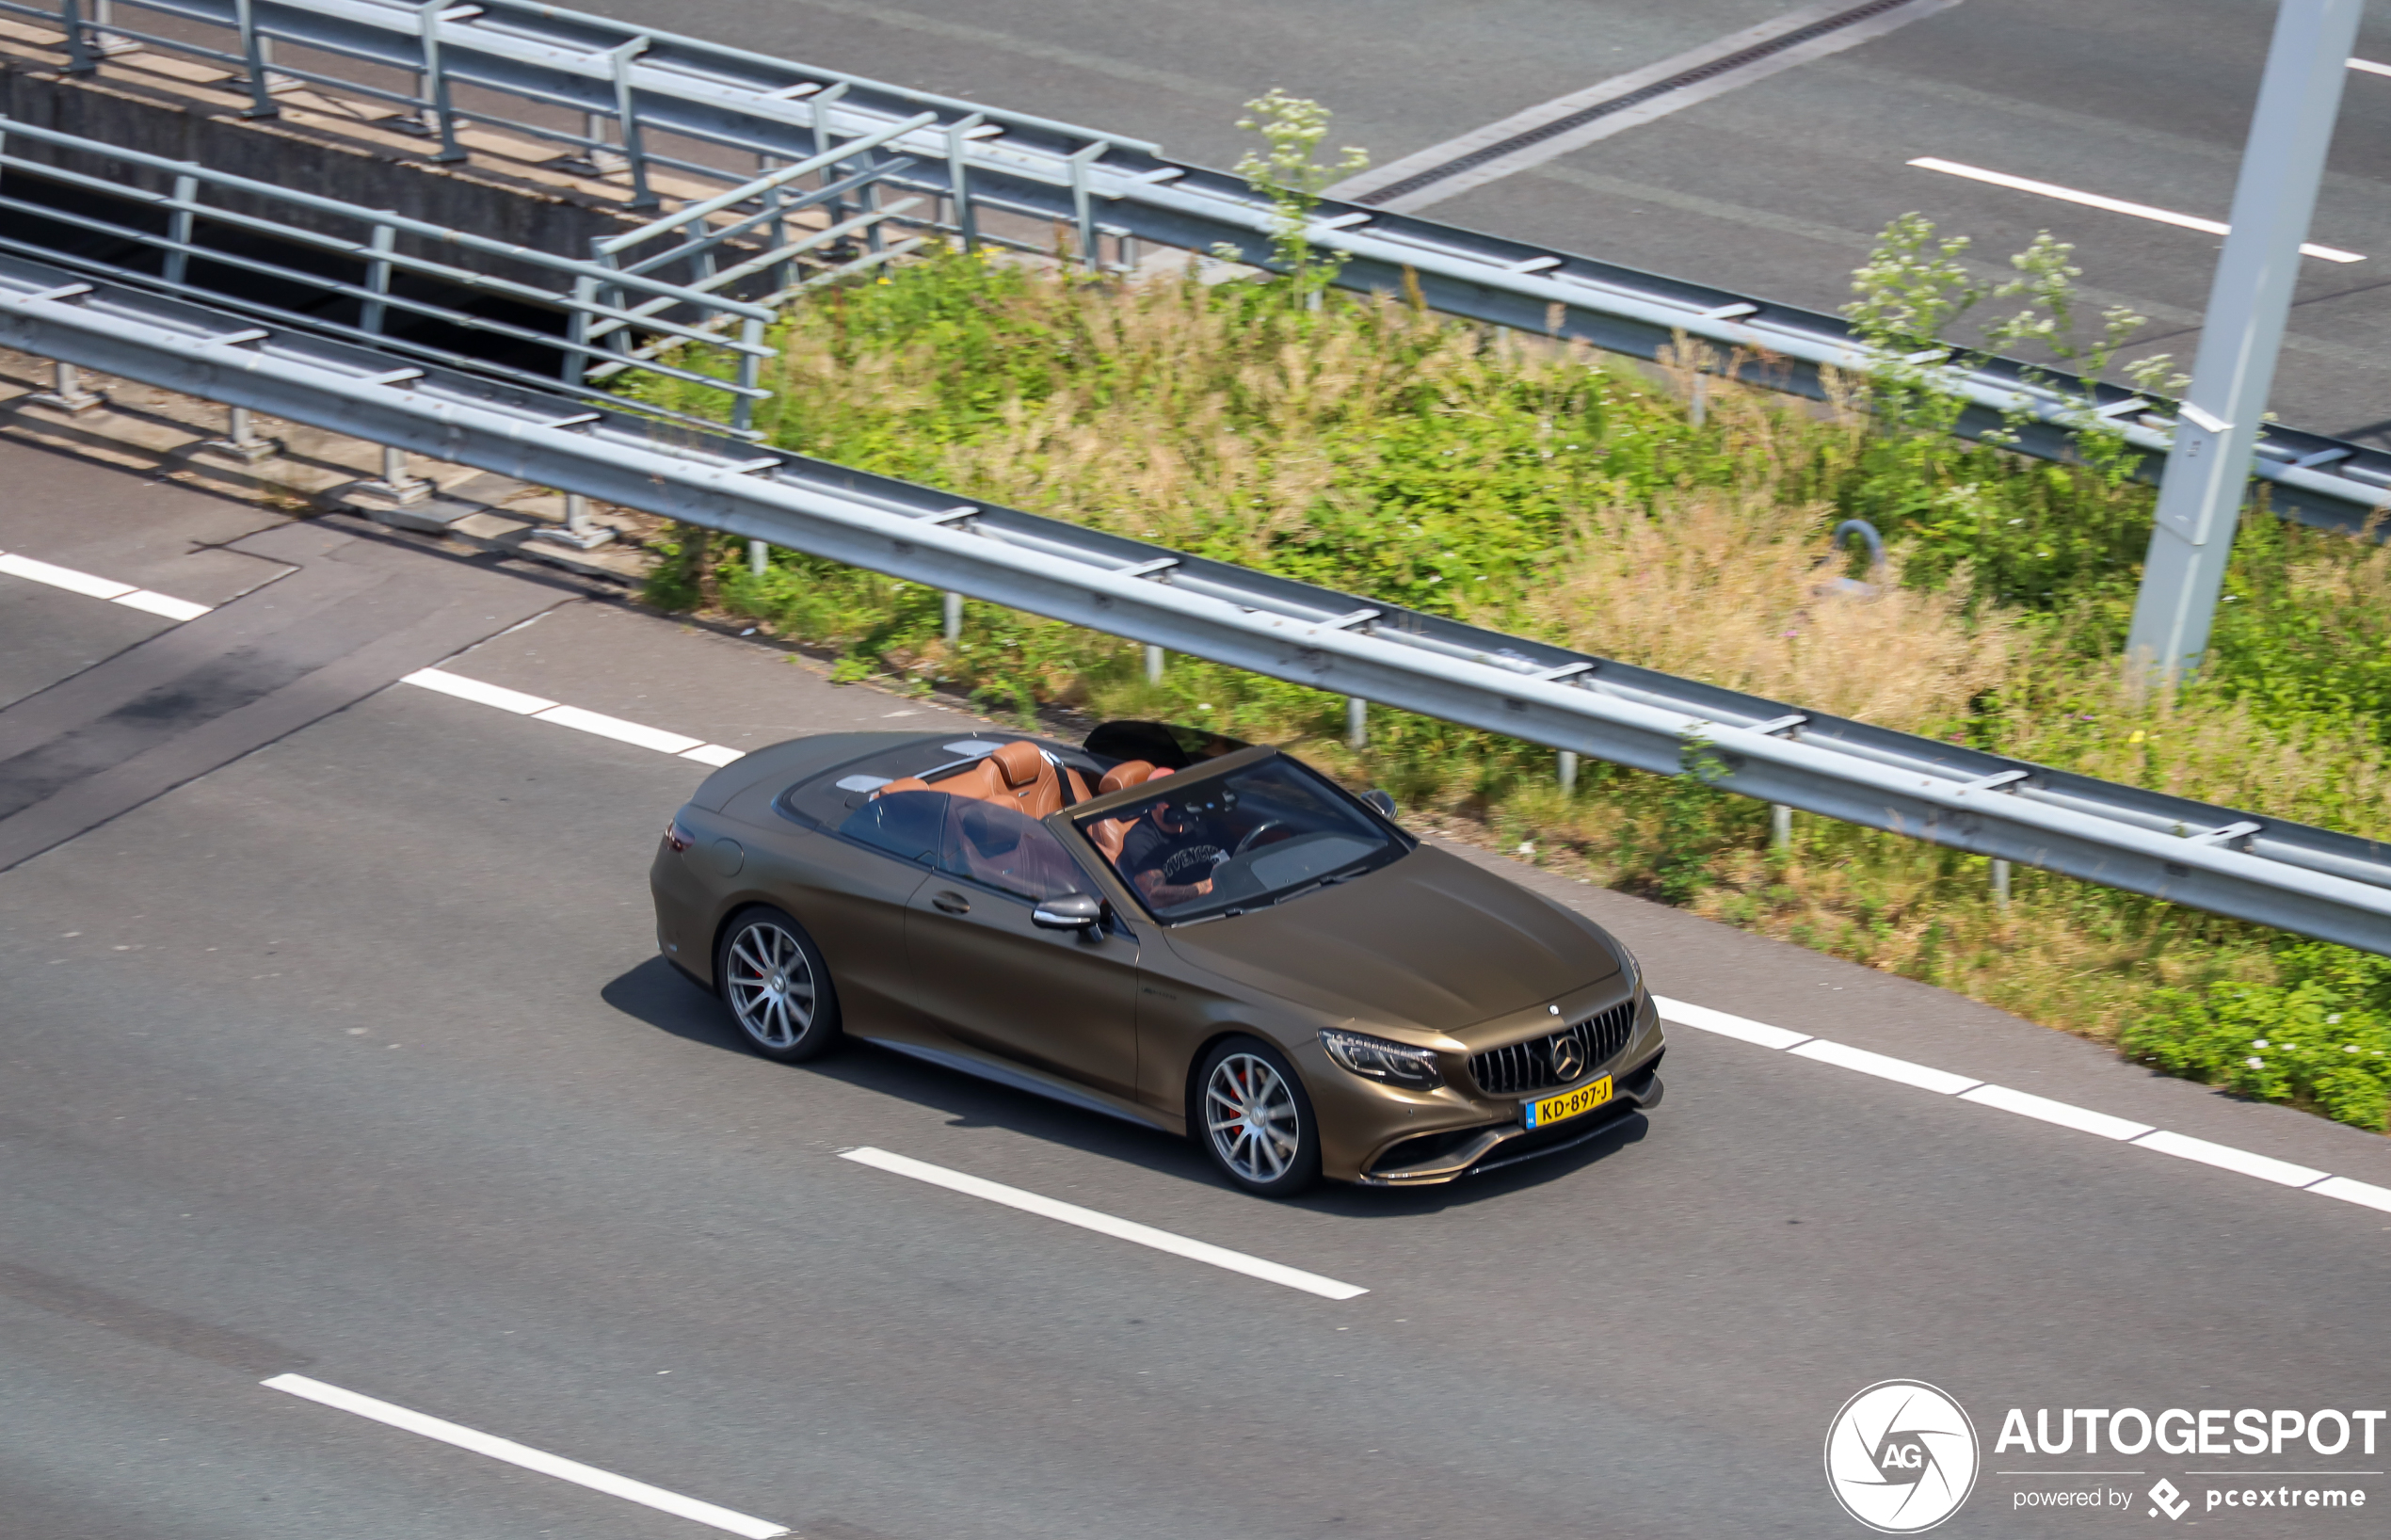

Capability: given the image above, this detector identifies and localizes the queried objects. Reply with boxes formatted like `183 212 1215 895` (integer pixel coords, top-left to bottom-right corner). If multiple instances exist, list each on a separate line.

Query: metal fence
0 108 960 431
6 0 2388 526
6 256 2386 954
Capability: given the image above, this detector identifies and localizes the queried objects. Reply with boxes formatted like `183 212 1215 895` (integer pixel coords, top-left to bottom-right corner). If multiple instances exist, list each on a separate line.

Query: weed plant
631 224 2391 1132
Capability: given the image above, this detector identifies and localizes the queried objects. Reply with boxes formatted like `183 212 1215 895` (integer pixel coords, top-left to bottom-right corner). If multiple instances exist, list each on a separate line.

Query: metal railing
7 0 2388 527
6 256 2385 955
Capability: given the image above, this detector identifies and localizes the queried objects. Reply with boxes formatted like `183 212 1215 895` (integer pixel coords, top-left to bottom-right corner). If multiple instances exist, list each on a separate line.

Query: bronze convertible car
650 721 1663 1195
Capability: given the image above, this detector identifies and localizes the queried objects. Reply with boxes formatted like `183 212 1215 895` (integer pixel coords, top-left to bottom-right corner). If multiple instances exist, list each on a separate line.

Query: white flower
2327 1014 2342 1024
2253 1038 2270 1049
2346 1044 2362 1053
2247 1056 2265 1069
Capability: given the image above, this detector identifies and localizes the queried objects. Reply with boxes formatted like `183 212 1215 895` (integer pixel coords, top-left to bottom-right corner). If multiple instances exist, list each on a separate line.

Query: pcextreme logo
1825 1380 1982 1533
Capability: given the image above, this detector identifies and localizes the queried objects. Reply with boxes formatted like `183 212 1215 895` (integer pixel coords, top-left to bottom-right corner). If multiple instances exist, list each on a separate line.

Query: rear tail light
664 817 695 853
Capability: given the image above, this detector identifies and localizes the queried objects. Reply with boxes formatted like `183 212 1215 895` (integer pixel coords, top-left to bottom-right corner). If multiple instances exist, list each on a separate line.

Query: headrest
871 776 934 798
989 741 1046 788
1099 760 1156 794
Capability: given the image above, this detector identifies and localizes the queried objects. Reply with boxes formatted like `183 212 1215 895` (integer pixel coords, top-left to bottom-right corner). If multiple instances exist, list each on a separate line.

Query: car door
784 788 949 1039
905 795 1140 1098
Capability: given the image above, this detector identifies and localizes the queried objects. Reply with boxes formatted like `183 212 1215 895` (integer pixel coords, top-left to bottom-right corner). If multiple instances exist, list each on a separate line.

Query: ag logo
1824 1380 1980 1533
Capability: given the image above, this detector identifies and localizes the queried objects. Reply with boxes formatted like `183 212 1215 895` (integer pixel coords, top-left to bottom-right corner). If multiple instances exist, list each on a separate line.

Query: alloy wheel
1204 1051 1302 1184
725 920 817 1051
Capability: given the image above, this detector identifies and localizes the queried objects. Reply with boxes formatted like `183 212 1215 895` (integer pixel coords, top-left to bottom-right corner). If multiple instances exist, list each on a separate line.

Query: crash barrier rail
0 112 948 432
6 257 2386 955
9 0 2391 530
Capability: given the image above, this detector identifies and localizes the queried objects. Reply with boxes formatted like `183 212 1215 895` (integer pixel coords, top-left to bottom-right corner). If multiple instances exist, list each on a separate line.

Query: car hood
1158 845 1623 1037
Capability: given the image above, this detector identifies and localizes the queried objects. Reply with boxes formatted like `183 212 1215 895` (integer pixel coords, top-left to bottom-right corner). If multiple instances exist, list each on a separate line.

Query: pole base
527 522 618 551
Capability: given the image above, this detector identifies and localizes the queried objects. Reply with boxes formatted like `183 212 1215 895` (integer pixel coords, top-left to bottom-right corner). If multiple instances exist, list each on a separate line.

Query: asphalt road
5 437 2389 1539
559 0 2391 442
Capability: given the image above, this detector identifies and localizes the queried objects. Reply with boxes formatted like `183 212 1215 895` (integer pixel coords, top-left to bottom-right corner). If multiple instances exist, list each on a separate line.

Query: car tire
716 906 842 1063
1193 1036 1321 1197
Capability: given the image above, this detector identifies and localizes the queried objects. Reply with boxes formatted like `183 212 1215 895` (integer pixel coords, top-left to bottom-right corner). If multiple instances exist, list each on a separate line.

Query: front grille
1468 999 1638 1096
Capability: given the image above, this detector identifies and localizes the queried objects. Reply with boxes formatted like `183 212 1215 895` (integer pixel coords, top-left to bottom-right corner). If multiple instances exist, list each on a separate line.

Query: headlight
1321 1028 1443 1090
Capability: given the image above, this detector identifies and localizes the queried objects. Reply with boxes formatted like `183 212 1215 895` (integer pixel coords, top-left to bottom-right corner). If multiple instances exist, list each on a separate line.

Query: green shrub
2126 948 2391 1131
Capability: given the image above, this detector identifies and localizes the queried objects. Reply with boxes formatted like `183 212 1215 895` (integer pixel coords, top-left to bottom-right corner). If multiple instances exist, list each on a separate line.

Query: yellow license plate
1526 1076 1613 1129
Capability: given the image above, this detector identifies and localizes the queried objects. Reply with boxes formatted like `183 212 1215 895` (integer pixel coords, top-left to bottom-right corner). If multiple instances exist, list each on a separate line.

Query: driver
1119 776 1229 908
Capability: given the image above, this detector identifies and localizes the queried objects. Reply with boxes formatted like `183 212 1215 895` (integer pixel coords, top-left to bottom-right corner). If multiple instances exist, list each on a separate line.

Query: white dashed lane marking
261 1374 791 1537
0 550 214 621
840 1147 1370 1300
399 667 744 766
1906 156 2367 263
1655 997 2391 1215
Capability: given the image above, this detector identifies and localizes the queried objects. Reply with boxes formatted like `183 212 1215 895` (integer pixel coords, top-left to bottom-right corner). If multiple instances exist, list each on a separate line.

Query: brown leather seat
1087 760 1159 862
1099 760 1156 795
882 743 1088 820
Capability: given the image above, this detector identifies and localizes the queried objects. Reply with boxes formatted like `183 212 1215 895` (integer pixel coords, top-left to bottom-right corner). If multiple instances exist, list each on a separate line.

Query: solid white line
2129 1129 2330 1189
400 667 557 715
2309 1175 2391 1213
0 551 137 601
114 589 213 621
1790 1037 1981 1095
259 1373 791 1538
2349 57 2391 78
839 1146 1368 1300
680 743 747 766
534 703 706 755
1958 1083 2152 1142
1907 157 2365 263
1654 996 1811 1051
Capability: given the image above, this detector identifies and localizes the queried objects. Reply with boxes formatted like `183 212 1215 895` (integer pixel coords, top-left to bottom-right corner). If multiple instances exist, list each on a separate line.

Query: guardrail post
1143 644 1163 683
606 38 657 210
530 491 617 551
1067 142 1105 270
163 173 197 287
1991 858 2011 909
1771 803 1791 851
200 404 281 465
1558 749 1578 792
944 114 984 251
58 0 94 74
1346 696 1367 750
31 360 104 414
88 0 138 56
417 0 466 164
2125 0 2364 680
233 0 280 119
733 317 763 435
563 273 595 386
358 445 433 505
943 591 963 645
748 538 768 576
360 223 394 336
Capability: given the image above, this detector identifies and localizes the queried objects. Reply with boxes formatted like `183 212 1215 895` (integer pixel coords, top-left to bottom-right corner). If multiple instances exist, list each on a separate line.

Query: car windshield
1079 756 1404 922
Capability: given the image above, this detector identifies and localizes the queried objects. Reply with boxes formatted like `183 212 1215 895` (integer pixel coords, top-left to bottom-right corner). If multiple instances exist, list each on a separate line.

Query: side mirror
1033 892 1105 933
1361 789 1397 820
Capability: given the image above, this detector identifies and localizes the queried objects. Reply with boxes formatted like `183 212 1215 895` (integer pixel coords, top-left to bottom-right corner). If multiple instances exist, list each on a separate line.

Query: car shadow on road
602 955 1655 1212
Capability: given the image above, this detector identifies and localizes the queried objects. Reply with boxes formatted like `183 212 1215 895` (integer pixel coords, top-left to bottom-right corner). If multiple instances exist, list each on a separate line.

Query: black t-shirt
1119 815 1226 890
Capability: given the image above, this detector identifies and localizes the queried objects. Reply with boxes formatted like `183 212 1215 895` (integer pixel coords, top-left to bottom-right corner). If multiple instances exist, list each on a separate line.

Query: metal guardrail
8 0 2389 529
5 257 2385 954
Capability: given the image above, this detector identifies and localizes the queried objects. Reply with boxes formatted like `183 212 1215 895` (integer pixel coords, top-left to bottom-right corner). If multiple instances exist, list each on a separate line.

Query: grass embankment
637 249 2391 1131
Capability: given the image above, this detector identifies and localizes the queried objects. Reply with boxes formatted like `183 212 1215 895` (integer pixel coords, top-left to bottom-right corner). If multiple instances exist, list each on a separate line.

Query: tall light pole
2125 0 2365 679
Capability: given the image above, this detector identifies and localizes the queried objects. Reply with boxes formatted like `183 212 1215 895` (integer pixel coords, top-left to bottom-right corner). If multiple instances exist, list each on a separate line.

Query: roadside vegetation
633 99 2391 1132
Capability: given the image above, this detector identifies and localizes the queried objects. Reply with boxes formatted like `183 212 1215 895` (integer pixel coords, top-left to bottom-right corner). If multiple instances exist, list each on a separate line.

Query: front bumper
1353 1050 1665 1186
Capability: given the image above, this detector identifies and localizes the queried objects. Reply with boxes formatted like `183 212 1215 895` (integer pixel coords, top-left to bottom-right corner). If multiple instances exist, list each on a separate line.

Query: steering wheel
1233 819 1289 856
